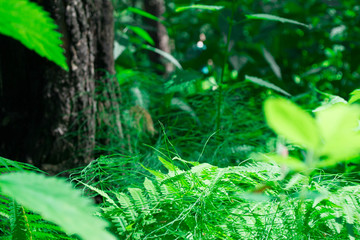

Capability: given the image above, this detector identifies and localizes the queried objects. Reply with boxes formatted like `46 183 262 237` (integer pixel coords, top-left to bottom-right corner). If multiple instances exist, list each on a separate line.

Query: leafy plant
77 152 360 239
0 0 68 70
261 97 360 171
0 158 115 240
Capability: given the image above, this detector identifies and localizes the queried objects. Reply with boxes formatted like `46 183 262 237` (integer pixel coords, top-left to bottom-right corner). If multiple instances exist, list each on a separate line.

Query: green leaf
0 0 68 70
127 7 161 22
264 97 320 149
128 188 149 213
245 13 310 28
128 26 155 45
176 5 224 12
143 177 160 203
10 201 31 240
262 47 282 79
245 75 291 96
115 193 137 221
0 172 116 240
142 44 182 69
349 89 360 104
316 104 360 161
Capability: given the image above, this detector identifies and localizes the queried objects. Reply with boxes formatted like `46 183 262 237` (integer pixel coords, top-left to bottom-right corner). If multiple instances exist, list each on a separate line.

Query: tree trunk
144 0 174 75
0 0 116 172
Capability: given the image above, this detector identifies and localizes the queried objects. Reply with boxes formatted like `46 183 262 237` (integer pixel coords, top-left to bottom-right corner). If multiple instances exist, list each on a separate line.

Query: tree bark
0 0 116 172
144 0 174 75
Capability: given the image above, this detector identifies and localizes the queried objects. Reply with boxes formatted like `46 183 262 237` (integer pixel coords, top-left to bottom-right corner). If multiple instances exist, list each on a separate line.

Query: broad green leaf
176 5 224 12
0 0 68 70
127 7 161 22
264 98 320 149
246 75 291 96
128 26 155 45
316 104 360 161
349 89 360 104
142 44 182 69
245 13 310 28
0 172 116 240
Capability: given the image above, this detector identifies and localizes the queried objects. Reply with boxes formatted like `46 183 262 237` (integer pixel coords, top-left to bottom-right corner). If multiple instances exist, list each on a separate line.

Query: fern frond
128 188 150 214
0 0 68 70
143 177 160 203
0 172 116 240
115 192 138 221
10 201 31 240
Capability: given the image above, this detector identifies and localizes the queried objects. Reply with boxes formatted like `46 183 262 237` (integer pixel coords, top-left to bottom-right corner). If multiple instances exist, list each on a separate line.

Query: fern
0 171 116 240
1 196 75 239
78 155 360 239
0 0 68 70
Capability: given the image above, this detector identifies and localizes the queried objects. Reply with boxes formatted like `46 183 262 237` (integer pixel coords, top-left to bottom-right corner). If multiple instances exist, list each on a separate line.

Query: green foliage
175 4 224 12
245 75 291 97
0 0 68 70
265 97 321 151
245 13 311 28
77 155 360 239
0 170 115 240
263 97 360 170
3 0 360 239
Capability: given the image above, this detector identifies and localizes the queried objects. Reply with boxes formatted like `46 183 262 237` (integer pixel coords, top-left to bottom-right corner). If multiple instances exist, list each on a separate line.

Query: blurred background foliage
99 0 360 171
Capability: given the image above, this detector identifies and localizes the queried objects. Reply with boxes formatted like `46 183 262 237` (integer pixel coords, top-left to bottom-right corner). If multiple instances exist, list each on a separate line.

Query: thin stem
216 2 236 130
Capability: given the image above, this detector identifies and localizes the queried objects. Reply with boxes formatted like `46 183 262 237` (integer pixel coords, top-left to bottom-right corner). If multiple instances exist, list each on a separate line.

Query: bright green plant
0 0 68 70
261 97 360 171
77 153 360 239
81 156 284 239
0 157 116 240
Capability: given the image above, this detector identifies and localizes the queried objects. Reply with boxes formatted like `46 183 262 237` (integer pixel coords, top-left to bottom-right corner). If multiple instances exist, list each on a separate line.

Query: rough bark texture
0 0 116 172
144 0 174 74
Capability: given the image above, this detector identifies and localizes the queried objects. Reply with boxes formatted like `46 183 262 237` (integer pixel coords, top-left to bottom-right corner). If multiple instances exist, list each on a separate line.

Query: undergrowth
76 156 360 240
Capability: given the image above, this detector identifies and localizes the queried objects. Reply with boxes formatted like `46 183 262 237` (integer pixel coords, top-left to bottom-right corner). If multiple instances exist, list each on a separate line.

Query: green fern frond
80 181 118 207
0 172 116 240
128 188 150 213
115 192 138 221
0 0 68 70
111 215 128 233
143 177 160 203
10 201 31 240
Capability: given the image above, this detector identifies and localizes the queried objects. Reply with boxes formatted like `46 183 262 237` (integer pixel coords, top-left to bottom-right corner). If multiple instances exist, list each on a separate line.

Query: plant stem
216 2 236 130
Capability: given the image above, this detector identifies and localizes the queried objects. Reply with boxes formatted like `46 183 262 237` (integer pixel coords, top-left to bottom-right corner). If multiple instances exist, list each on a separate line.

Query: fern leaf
10 201 31 240
141 163 167 181
143 177 160 203
80 181 118 207
0 172 116 240
158 156 181 172
115 192 138 221
0 0 68 70
111 215 128 233
128 188 150 213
